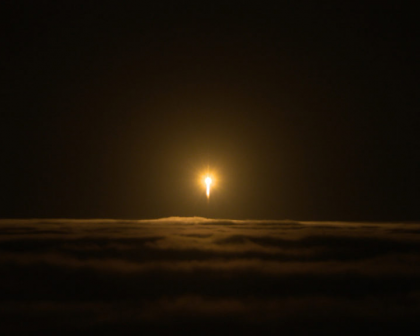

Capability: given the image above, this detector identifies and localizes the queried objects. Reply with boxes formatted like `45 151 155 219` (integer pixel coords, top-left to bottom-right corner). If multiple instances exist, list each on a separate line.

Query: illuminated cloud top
1 218 420 335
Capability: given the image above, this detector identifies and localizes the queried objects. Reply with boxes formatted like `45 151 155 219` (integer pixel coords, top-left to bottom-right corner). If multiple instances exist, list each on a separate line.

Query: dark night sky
1 1 418 220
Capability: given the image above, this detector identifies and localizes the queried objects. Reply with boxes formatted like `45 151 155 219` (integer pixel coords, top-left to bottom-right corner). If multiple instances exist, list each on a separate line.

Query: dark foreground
1 218 420 335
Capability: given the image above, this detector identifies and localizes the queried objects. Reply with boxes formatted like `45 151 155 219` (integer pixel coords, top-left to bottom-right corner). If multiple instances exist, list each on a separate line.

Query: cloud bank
1 218 420 335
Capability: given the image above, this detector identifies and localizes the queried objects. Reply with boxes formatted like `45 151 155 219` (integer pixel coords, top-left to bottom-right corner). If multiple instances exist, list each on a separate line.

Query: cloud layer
1 218 420 335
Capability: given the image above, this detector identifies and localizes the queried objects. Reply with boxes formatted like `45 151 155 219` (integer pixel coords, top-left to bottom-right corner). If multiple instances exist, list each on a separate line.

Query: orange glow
197 167 217 200
205 176 212 198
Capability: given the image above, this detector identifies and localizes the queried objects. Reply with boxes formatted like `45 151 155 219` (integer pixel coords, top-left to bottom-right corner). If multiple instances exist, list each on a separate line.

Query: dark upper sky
1 1 418 220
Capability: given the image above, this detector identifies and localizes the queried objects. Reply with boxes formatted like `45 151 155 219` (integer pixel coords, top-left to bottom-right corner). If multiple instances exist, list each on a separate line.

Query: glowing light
197 167 217 201
205 176 212 198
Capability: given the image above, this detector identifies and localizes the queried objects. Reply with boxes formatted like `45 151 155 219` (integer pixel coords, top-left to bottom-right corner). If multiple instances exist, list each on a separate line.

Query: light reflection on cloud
1 218 420 334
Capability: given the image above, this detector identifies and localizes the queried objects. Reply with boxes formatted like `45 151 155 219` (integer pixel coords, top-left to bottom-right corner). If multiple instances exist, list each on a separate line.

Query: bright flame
205 176 212 198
